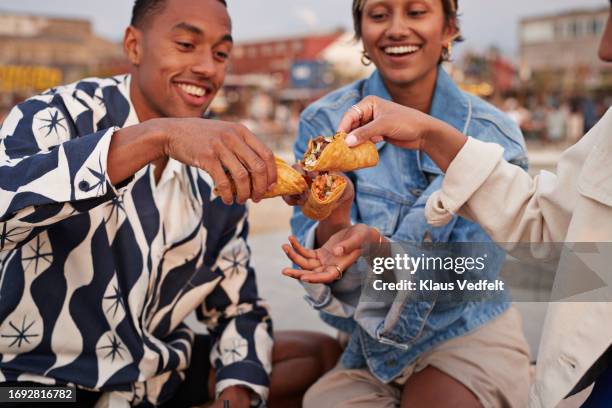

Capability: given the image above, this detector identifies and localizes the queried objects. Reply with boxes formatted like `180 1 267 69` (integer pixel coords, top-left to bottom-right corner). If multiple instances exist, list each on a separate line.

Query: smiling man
0 0 341 407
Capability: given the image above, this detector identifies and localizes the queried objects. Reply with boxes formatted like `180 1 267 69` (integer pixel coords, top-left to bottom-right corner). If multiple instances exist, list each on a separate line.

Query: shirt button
78 180 90 191
385 359 397 368
411 188 423 197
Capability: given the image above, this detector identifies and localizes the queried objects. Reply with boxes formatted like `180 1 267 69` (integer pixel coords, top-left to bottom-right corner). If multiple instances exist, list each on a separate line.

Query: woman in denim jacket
283 0 531 407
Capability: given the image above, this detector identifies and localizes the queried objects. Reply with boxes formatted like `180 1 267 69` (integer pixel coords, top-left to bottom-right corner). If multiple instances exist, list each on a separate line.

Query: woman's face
360 0 455 87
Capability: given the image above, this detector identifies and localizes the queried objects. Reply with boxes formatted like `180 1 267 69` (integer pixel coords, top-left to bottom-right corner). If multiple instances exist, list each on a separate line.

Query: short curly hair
351 0 462 42
131 0 227 28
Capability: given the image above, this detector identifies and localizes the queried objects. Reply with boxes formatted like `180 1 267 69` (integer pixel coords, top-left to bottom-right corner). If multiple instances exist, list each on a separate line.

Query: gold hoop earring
442 41 453 61
361 50 372 66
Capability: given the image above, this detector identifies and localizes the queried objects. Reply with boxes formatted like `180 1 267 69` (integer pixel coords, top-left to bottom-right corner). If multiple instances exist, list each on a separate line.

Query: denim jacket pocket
355 185 402 236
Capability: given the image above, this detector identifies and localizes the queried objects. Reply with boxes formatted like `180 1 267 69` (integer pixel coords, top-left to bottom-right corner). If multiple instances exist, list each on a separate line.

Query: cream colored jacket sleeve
425 109 609 244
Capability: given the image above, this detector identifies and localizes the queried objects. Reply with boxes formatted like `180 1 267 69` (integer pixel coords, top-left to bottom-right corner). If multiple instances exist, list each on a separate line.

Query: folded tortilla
213 156 308 199
263 157 309 198
301 132 379 172
302 173 347 221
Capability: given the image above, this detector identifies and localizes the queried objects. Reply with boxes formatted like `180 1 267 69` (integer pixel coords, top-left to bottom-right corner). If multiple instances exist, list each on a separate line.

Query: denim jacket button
411 188 423 197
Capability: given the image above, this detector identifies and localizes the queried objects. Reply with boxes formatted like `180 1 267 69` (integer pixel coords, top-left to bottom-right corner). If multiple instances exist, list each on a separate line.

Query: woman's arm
338 96 601 244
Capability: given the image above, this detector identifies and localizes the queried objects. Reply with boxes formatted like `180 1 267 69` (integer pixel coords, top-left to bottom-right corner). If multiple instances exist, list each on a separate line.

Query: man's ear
124 26 143 66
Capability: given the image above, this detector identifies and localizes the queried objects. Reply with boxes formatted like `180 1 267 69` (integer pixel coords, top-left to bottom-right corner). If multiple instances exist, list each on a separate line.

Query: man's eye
216 51 229 60
177 41 195 50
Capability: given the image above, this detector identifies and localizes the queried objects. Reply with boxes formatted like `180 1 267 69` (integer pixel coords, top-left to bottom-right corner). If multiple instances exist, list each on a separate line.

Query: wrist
144 118 171 161
419 119 468 172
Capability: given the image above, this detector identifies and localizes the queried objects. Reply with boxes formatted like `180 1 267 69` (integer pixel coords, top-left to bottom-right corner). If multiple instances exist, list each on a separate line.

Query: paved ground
248 143 566 360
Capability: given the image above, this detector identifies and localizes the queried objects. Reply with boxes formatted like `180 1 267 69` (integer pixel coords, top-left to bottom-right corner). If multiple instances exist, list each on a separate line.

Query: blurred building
456 49 517 98
229 30 343 87
217 29 373 147
0 11 126 113
519 6 611 92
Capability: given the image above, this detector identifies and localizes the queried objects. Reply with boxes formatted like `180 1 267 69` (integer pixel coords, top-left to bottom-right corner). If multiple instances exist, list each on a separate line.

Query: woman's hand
336 96 468 172
281 224 380 284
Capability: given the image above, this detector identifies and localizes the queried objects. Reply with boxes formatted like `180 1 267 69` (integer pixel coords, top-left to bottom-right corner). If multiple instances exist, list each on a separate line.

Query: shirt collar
120 74 187 186
119 74 141 127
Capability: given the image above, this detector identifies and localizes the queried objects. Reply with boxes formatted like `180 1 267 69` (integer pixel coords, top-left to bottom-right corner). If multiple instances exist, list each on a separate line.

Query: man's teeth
177 83 206 97
384 45 421 55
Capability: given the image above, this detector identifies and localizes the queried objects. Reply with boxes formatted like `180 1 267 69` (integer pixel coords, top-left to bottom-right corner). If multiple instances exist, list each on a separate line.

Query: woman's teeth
177 83 206 97
384 45 421 55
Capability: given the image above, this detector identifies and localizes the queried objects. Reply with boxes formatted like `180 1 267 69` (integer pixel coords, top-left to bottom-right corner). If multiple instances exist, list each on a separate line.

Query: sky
0 0 607 57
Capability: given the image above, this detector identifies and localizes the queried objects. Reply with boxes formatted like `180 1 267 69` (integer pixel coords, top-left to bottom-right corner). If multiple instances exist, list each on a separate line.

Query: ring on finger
351 104 364 122
334 264 344 281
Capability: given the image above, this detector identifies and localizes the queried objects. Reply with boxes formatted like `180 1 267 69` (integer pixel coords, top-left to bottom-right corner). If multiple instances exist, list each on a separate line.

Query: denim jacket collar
362 67 471 175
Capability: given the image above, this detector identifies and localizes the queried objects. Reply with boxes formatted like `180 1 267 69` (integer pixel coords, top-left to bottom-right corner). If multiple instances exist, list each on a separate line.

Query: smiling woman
286 0 533 407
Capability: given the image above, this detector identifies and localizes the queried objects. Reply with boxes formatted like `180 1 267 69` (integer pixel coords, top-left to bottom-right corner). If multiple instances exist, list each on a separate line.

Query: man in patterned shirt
0 0 341 406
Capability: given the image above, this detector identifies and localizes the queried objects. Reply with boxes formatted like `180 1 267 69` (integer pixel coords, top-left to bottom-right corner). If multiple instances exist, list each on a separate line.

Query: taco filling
303 136 334 168
313 173 341 200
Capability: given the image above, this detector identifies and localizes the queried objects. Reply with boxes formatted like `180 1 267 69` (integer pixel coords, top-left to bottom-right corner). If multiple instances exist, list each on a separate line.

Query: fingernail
269 182 277 190
345 134 357 146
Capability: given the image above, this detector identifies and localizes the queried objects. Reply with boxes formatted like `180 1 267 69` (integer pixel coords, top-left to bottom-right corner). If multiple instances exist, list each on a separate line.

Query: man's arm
0 93 276 251
108 117 278 205
0 95 139 251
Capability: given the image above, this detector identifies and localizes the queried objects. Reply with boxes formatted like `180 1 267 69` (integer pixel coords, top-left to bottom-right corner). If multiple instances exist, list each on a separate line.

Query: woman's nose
386 15 411 40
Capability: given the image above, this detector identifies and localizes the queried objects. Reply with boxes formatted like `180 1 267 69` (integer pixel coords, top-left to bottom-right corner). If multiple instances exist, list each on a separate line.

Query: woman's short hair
351 0 463 42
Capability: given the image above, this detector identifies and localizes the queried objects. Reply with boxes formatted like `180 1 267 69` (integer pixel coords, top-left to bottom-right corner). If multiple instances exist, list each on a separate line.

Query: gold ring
351 104 364 122
334 264 343 281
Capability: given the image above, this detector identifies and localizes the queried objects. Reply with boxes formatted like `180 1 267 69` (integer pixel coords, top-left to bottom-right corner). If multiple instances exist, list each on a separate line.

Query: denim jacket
290 68 528 383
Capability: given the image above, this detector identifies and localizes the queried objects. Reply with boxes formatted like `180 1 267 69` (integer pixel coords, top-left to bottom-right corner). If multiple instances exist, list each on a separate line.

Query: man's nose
192 50 216 77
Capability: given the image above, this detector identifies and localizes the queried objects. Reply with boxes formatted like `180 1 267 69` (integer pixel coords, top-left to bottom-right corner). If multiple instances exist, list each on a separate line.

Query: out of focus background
0 0 610 360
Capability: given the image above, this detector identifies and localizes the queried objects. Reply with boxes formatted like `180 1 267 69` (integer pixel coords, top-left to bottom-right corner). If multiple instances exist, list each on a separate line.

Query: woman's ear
442 17 459 45
124 26 143 66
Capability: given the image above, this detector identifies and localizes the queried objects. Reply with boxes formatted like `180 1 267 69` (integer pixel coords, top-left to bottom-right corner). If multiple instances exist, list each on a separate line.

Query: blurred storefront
219 30 373 146
519 6 611 94
0 12 126 117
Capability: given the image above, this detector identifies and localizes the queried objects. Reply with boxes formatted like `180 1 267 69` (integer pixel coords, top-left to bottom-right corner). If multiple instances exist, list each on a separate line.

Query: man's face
129 0 232 119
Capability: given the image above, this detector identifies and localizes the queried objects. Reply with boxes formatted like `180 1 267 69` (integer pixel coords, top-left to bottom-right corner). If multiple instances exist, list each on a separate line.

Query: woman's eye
369 12 388 20
408 10 426 17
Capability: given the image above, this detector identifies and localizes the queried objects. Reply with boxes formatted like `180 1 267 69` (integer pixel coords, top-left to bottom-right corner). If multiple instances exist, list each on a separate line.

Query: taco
301 132 379 172
214 156 308 199
301 173 347 221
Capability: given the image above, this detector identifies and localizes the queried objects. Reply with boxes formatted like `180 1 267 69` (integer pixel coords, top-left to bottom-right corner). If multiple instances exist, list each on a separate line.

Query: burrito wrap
214 156 308 199
302 173 347 221
263 157 309 198
302 132 378 172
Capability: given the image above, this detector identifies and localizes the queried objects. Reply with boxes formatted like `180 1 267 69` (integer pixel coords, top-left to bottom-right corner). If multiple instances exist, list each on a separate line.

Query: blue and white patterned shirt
0 75 273 406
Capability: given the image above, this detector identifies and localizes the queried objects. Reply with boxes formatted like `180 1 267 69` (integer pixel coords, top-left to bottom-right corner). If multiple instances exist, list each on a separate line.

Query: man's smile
173 81 213 107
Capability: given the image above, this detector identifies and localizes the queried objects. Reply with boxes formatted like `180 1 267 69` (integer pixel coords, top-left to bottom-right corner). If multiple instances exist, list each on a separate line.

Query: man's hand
108 118 277 205
158 118 277 204
281 224 379 283
210 386 252 408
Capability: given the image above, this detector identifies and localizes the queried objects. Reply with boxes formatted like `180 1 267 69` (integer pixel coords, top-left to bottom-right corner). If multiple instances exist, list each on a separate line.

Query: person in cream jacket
323 5 612 406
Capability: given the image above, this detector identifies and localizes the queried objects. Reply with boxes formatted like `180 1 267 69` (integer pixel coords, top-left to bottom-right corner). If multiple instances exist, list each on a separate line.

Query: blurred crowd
498 94 610 144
